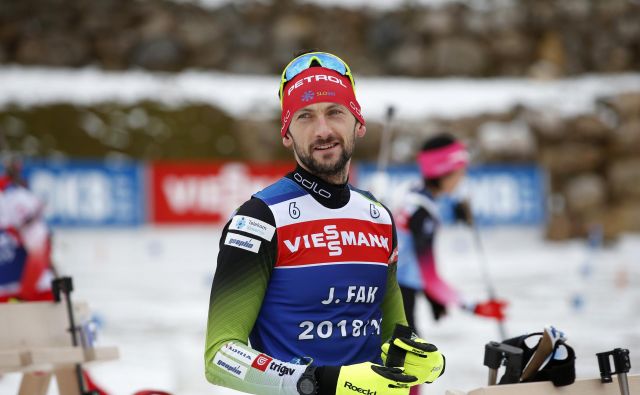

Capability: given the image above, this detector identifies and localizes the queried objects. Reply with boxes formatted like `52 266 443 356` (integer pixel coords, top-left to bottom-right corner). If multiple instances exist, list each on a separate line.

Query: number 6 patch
289 202 301 219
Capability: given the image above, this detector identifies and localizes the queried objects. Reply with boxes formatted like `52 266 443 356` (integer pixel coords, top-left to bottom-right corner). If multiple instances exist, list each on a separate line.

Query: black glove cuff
398 337 438 352
316 366 340 395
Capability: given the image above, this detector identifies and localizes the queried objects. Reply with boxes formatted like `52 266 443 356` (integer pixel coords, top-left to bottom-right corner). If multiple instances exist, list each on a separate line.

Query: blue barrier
21 161 145 227
4 160 545 227
355 163 546 226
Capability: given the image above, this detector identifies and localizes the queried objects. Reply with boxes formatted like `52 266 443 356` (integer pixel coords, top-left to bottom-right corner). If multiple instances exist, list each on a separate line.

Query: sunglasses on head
278 52 356 105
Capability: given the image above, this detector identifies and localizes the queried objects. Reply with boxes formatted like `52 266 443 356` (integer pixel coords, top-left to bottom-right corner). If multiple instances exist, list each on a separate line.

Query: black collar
286 165 350 209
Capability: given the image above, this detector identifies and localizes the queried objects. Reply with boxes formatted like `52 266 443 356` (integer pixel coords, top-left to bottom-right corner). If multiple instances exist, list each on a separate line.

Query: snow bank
1 66 639 121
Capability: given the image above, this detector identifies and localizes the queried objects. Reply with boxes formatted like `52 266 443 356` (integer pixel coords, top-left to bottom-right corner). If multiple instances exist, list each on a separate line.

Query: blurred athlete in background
0 155 55 302
395 135 506 328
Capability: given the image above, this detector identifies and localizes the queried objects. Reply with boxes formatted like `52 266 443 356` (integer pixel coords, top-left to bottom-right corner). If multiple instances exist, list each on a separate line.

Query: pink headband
418 142 469 178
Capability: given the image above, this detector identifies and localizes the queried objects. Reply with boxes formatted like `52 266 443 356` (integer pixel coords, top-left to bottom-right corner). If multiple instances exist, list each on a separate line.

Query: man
395 134 506 326
204 52 445 395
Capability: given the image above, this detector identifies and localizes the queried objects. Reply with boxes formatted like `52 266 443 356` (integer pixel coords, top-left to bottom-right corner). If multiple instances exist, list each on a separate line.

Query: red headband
418 142 469 178
280 67 365 136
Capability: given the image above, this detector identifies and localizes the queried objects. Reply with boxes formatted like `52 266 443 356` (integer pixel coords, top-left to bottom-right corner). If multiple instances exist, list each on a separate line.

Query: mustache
311 137 342 149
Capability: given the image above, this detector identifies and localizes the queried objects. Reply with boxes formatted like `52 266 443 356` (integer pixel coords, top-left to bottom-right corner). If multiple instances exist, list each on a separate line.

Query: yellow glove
381 337 445 384
335 362 418 395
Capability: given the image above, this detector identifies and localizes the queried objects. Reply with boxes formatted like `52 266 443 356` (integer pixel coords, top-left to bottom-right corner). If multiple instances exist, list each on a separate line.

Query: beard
291 131 355 179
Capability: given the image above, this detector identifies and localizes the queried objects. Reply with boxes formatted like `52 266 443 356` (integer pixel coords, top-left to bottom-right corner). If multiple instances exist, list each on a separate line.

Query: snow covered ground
1 64 639 394
1 225 638 395
1 67 639 122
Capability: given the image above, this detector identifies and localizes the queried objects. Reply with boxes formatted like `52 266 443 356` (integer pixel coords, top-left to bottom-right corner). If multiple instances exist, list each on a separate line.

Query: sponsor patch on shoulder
229 215 275 241
213 352 248 379
224 232 261 253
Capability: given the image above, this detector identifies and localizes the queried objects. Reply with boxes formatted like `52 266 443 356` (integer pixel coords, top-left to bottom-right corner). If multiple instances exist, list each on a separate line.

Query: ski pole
376 106 395 173
369 105 395 205
471 224 507 340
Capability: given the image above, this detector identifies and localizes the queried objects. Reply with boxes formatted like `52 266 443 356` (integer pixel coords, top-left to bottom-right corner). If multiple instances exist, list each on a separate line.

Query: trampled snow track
2 226 637 394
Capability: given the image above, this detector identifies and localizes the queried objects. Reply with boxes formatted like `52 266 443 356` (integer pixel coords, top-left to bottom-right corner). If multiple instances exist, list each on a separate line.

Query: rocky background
0 0 639 239
1 0 639 77
394 92 640 240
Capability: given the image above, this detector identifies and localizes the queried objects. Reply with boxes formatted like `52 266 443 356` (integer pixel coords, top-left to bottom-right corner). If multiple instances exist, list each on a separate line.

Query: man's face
283 102 366 179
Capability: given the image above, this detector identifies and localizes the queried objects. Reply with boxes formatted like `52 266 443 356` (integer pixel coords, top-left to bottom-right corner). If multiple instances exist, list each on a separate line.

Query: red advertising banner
150 161 294 225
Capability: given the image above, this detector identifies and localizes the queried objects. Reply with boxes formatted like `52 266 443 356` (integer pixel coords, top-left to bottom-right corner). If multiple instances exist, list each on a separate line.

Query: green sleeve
380 208 408 343
380 261 408 343
204 222 271 370
204 199 303 395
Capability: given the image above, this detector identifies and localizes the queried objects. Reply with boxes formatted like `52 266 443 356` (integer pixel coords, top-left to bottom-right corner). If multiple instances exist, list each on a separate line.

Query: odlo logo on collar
294 172 331 198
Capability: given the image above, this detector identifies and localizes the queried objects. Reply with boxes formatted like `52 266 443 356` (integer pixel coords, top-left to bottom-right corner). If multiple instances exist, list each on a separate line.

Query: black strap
501 332 543 372
385 324 413 368
371 365 417 383
524 341 576 387
499 334 576 387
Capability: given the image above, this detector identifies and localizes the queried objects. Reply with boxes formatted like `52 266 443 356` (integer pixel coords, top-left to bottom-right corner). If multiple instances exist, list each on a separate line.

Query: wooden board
0 301 90 349
0 301 119 395
18 372 52 395
448 374 640 395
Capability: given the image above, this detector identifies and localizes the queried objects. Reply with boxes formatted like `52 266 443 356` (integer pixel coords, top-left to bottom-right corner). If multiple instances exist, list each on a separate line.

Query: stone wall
385 92 640 240
1 0 638 238
1 0 639 77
